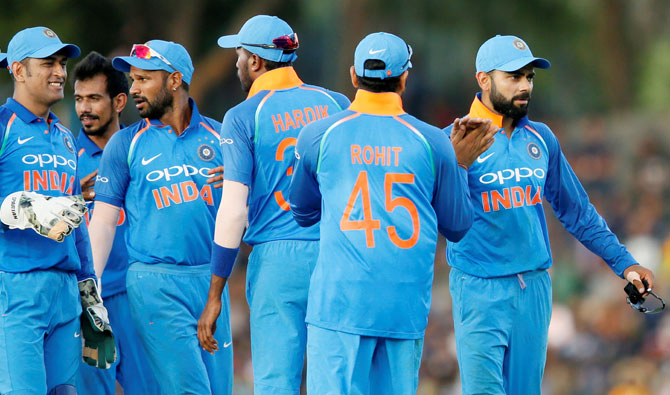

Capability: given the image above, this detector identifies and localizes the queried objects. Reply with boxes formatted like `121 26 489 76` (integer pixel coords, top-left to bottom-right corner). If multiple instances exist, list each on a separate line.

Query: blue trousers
76 291 159 395
450 267 552 395
306 325 423 395
126 262 233 395
0 270 81 395
246 240 318 394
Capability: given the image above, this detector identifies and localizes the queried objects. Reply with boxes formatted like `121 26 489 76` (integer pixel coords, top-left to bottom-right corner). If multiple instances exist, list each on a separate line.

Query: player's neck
159 95 191 136
88 119 121 150
12 91 51 120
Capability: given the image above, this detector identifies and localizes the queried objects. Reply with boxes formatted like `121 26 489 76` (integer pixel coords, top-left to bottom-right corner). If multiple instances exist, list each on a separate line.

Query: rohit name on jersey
478 167 544 213
22 153 77 194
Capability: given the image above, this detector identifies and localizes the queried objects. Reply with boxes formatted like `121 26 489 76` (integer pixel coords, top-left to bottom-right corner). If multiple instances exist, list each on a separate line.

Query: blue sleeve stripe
525 125 549 154
316 112 362 174
299 86 343 111
253 91 275 144
391 116 435 177
0 113 17 156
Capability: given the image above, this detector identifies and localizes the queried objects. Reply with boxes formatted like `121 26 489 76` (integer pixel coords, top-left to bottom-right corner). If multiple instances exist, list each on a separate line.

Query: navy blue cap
476 35 550 73
6 27 80 73
112 40 194 84
217 15 298 63
354 32 412 79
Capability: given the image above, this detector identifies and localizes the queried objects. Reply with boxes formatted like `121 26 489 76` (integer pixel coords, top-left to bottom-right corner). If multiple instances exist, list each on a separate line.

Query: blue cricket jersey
77 130 130 298
220 67 349 246
290 90 473 339
0 98 94 281
95 99 223 266
445 94 636 278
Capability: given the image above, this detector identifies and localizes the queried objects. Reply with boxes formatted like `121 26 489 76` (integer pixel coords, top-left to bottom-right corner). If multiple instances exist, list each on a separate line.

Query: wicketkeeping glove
0 191 87 242
78 278 116 369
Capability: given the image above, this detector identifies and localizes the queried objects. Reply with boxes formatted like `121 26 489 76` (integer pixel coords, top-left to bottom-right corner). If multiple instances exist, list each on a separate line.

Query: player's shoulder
107 119 147 147
524 119 559 149
300 84 350 108
200 115 222 131
0 105 13 128
400 113 445 139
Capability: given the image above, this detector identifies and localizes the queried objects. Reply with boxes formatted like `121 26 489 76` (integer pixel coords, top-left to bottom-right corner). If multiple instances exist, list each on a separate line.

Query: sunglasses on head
242 33 299 51
402 43 413 69
624 280 666 314
130 44 175 71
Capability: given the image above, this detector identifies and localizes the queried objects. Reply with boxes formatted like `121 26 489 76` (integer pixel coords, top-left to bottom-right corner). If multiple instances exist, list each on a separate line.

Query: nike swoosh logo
476 152 495 164
223 341 232 348
74 332 81 338
17 136 34 145
141 153 162 165
368 48 386 55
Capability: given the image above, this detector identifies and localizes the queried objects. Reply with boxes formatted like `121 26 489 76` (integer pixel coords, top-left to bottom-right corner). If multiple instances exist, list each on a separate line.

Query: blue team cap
354 32 412 79
6 27 80 72
0 51 6 69
112 40 194 84
476 35 550 73
217 15 298 63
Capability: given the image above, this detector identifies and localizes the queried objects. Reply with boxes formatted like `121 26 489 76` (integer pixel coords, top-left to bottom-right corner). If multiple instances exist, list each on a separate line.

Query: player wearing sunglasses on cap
444 35 656 394
0 27 112 395
197 15 349 394
89 40 233 394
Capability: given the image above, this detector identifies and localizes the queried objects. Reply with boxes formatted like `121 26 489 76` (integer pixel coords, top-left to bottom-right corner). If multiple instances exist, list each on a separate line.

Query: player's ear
168 71 183 92
249 54 263 73
349 66 359 89
11 61 26 83
112 93 127 114
476 71 490 92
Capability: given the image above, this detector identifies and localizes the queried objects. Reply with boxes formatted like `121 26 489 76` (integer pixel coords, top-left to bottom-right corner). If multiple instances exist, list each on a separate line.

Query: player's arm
429 127 474 241
198 110 252 353
289 123 323 226
89 202 121 278
198 180 249 354
543 128 654 293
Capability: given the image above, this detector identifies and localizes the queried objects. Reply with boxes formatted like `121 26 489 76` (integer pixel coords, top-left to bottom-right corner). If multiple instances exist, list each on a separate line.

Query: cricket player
445 35 656 394
197 15 350 394
89 40 233 394
289 32 496 394
0 27 114 394
72 51 159 395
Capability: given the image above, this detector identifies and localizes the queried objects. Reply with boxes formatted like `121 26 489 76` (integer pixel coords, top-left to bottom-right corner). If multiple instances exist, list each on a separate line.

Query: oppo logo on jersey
479 167 545 185
22 154 76 170
145 164 214 182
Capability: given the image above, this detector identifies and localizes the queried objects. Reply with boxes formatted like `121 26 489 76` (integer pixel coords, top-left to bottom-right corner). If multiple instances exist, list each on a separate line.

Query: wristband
210 243 239 278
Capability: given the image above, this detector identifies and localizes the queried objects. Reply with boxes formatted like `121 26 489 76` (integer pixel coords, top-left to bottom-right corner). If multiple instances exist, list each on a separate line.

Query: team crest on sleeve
527 142 542 159
197 144 216 161
63 135 75 153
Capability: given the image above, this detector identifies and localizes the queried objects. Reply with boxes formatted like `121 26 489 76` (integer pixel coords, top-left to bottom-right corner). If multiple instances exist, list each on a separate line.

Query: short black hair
356 59 401 93
71 51 129 98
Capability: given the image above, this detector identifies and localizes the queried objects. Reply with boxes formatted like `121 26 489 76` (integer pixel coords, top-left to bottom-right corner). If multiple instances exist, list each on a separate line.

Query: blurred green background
2 1 670 394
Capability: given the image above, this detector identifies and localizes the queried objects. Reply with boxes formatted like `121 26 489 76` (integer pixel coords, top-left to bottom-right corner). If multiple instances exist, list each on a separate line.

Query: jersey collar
468 93 530 130
247 67 304 99
76 130 102 156
348 90 405 116
4 98 60 125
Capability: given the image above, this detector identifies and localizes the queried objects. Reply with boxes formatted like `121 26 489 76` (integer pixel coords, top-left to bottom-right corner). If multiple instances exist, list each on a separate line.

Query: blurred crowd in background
2 1 669 394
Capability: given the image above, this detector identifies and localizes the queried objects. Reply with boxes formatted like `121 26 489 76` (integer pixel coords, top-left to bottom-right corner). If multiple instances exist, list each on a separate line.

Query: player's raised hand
81 170 98 201
450 116 498 168
0 191 88 242
207 166 224 189
197 298 221 354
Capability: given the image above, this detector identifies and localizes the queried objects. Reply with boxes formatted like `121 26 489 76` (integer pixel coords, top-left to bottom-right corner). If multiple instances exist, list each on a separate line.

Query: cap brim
497 56 551 72
112 56 171 73
30 43 81 59
217 34 241 48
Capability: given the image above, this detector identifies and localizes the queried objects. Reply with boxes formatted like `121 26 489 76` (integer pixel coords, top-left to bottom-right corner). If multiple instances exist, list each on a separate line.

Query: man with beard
88 40 233 394
197 15 349 394
72 51 159 395
444 35 656 394
0 27 113 394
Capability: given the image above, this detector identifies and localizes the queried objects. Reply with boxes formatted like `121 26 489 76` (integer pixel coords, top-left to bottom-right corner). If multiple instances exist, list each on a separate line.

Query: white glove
0 191 87 242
